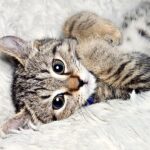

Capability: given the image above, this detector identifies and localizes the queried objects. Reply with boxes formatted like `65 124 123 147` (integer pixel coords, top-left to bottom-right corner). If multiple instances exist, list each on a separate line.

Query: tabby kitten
0 2 150 134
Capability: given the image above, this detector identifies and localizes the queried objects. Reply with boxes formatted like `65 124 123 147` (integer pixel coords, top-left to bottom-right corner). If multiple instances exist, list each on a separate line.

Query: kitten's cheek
55 106 77 120
56 112 72 120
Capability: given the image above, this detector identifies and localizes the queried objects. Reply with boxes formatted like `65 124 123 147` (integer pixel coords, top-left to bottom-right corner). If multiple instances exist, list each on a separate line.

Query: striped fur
0 1 150 134
63 2 150 101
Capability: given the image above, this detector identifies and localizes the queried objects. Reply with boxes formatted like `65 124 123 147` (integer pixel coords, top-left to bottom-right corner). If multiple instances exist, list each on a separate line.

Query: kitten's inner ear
0 36 29 66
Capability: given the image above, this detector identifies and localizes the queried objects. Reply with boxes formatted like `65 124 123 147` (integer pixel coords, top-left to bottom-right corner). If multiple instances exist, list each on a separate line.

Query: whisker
77 95 96 122
75 96 88 121
84 106 107 122
82 106 99 122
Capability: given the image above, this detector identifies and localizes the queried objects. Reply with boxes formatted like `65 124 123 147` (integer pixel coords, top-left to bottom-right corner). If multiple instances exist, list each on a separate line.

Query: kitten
0 1 150 134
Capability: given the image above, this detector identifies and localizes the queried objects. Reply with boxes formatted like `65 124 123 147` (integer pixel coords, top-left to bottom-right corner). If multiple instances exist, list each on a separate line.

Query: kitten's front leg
77 39 150 93
95 81 130 102
63 11 122 45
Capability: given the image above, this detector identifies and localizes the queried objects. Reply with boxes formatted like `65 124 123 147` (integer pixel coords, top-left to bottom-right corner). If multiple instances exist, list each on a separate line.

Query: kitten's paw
104 31 122 46
63 11 122 45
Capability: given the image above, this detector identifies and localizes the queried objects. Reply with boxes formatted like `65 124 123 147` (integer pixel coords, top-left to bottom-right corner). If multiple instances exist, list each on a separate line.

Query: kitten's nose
67 76 85 91
78 80 85 87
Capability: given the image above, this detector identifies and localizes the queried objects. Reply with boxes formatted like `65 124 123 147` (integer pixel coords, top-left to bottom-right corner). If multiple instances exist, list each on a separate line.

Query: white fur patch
79 64 97 104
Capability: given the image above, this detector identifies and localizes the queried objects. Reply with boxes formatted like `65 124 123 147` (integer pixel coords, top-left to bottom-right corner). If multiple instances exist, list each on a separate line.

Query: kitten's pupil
52 59 65 74
52 95 65 110
54 64 63 73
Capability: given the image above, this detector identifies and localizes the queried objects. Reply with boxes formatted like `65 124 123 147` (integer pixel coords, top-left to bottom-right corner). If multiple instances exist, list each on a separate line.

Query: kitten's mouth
79 80 88 87
78 72 97 106
77 63 97 105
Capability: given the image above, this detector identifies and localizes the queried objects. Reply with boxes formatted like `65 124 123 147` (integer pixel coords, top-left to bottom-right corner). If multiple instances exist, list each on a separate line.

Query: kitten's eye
52 59 65 75
52 95 65 110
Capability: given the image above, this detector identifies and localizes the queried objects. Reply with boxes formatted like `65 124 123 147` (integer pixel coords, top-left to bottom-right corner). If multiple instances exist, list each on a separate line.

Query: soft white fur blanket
0 0 150 149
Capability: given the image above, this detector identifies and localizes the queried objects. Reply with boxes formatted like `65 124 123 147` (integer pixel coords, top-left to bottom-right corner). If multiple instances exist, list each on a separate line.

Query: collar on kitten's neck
84 95 95 106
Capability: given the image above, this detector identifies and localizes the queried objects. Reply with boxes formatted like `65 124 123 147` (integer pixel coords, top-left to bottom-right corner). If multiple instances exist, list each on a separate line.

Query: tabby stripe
138 29 150 40
34 78 46 81
52 42 62 55
107 67 113 74
118 69 136 86
120 72 134 83
135 87 150 93
118 73 149 89
129 75 150 85
16 85 26 92
68 41 71 52
19 75 36 80
25 91 37 95
40 95 51 99
34 87 49 91
105 61 131 81
78 19 89 29
113 61 131 76
78 18 95 30
69 14 82 35
40 69 50 73
69 20 77 35
19 75 46 81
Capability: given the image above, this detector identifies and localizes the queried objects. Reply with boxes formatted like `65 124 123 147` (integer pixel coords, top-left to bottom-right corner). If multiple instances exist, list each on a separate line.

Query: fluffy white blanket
0 0 150 149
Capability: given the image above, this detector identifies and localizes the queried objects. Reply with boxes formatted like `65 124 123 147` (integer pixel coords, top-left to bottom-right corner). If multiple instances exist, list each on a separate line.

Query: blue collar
84 96 95 106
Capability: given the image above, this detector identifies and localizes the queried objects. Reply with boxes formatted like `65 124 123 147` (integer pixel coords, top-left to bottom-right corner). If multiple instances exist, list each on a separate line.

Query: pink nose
67 76 80 91
67 76 85 91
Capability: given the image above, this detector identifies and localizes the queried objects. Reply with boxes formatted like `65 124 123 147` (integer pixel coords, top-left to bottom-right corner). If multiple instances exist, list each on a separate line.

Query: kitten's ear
0 109 33 135
0 36 29 66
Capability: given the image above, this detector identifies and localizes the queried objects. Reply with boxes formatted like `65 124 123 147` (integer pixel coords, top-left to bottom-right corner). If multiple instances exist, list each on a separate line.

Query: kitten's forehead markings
52 42 62 55
67 40 72 52
39 40 61 53
57 41 69 53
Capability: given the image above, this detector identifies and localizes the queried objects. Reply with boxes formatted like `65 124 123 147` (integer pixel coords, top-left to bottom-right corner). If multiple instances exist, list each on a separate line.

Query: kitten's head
0 36 96 133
